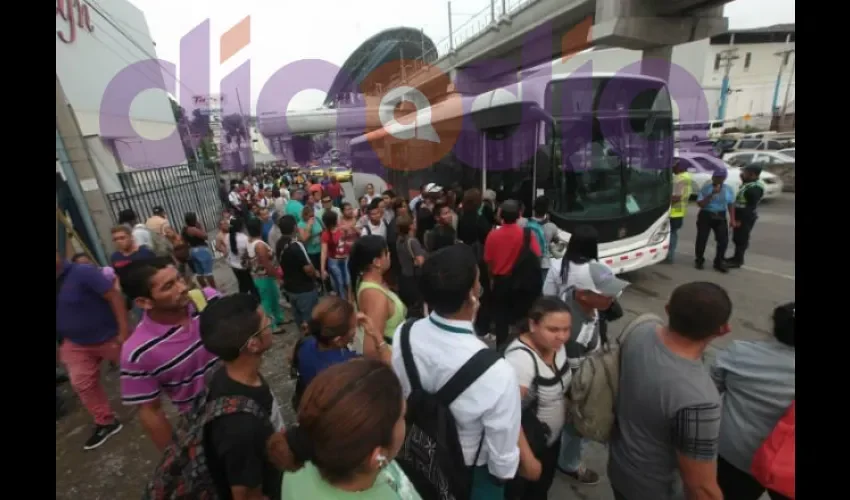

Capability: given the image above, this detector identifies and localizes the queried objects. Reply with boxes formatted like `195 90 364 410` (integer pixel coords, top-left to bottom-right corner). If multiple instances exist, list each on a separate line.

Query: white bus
349 70 674 274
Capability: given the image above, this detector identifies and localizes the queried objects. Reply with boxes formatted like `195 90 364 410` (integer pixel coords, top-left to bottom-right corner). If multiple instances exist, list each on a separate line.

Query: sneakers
558 464 601 486
83 420 123 450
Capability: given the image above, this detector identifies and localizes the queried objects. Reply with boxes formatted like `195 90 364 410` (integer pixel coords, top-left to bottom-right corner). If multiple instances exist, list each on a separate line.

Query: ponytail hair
560 224 599 284
347 235 387 304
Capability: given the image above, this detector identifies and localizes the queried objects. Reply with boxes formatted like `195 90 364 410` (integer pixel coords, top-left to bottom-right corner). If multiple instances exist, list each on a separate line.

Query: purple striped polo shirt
120 288 220 413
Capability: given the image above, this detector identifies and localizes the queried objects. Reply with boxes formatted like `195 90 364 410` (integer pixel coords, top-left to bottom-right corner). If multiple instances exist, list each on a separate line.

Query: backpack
396 319 500 500
525 219 548 259
567 312 663 443
751 401 795 499
510 228 543 296
503 345 570 458
142 391 271 500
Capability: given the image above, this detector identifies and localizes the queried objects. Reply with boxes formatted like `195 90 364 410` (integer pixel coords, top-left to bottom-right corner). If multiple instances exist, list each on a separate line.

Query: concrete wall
702 41 796 121
56 0 185 170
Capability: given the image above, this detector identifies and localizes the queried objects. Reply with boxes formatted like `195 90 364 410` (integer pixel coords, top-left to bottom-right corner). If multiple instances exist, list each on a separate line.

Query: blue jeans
667 217 684 262
289 289 319 326
327 258 350 295
557 423 586 472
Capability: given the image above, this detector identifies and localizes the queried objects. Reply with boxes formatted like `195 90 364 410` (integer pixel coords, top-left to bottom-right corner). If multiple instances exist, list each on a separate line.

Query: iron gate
106 165 223 236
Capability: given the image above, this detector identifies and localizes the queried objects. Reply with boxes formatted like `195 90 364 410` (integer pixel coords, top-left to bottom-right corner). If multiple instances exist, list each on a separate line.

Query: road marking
675 247 795 281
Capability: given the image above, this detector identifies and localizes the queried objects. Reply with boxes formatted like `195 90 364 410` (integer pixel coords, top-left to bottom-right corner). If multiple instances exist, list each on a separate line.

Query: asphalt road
56 192 795 500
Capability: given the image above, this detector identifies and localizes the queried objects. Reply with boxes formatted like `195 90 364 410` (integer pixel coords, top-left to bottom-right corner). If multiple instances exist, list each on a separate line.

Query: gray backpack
567 313 663 442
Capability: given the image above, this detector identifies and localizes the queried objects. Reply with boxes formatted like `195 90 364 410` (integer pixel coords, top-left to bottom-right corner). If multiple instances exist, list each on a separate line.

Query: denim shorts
190 246 215 276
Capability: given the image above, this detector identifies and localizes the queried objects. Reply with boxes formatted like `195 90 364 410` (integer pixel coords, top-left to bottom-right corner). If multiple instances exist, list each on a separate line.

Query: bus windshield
543 77 673 221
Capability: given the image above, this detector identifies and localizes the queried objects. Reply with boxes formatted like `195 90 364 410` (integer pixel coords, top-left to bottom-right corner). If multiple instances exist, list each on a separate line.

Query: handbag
751 401 795 499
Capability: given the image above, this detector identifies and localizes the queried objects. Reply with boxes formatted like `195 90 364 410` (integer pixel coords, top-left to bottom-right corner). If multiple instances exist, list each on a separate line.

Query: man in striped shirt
119 258 220 451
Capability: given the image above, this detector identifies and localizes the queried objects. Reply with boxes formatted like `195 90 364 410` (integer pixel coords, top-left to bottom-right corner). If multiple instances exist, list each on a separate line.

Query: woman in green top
280 359 421 500
348 235 406 359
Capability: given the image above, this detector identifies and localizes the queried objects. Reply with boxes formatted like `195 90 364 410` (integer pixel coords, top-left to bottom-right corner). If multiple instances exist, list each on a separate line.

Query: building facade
56 0 186 194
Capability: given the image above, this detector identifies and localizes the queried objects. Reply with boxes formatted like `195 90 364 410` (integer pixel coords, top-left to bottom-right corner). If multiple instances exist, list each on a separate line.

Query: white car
778 148 795 159
725 150 794 167
675 152 783 200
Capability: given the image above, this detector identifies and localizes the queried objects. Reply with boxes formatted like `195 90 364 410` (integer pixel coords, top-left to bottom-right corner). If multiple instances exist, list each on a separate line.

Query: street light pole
716 47 739 121
447 2 454 53
779 57 796 129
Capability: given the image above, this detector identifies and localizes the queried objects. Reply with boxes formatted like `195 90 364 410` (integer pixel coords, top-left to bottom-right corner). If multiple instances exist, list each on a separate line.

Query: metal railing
106 165 223 236
398 0 540 83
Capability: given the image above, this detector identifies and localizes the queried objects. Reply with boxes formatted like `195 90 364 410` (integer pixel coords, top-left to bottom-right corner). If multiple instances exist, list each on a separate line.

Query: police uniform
694 172 735 270
726 170 764 267
667 170 692 263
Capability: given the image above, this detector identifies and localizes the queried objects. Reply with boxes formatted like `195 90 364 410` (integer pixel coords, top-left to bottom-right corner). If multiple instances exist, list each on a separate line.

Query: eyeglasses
240 314 272 352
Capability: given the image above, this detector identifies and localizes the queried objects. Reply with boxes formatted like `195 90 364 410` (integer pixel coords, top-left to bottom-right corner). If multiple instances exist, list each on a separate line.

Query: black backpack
510 228 543 296
396 319 501 500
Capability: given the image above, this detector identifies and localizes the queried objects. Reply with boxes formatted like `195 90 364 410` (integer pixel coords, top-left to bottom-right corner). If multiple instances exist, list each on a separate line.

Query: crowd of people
56 170 795 500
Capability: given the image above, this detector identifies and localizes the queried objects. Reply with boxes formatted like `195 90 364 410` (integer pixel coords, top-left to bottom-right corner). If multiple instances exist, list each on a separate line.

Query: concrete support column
56 75 113 264
641 45 674 82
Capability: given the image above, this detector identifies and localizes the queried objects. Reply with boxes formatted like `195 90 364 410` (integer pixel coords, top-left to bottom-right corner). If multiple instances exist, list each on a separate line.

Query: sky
127 0 795 113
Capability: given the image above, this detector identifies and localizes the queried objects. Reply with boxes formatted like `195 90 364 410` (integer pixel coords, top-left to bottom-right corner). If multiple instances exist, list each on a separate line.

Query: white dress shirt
390 313 522 479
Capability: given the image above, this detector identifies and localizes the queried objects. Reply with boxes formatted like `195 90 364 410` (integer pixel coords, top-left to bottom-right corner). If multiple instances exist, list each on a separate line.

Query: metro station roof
324 27 437 107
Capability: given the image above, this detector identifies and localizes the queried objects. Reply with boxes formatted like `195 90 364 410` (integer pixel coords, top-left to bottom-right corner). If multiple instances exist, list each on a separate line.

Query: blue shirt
296 336 359 387
56 262 118 345
261 219 274 243
697 183 735 213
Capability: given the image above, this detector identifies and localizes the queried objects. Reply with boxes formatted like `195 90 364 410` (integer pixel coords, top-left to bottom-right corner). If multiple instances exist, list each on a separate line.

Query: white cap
424 183 442 194
570 262 629 298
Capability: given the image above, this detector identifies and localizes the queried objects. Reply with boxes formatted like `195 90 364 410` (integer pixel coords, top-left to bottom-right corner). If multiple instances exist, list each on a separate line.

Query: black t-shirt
205 368 285 500
277 239 317 294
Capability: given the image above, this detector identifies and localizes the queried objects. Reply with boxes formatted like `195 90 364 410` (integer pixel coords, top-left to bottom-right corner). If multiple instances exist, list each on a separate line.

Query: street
55 193 795 500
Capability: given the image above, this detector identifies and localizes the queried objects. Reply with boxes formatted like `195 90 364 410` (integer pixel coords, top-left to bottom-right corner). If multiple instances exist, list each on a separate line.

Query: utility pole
447 2 454 53
779 56 796 129
716 47 739 121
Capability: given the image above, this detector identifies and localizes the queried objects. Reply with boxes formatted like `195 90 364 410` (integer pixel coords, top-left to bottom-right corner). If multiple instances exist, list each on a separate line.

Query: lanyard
428 315 474 335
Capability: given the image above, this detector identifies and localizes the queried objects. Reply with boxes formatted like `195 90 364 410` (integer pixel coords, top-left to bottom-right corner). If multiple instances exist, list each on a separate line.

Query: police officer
666 159 692 264
725 164 764 269
694 168 736 273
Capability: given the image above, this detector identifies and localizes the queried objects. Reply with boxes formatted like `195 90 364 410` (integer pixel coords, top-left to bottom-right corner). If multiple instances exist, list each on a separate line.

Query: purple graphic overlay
553 61 594 173
100 58 186 169
220 61 251 171
597 58 708 170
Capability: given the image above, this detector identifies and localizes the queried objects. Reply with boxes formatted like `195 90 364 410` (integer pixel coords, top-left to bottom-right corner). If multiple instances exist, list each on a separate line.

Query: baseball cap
483 189 497 202
423 183 442 194
570 261 629 298
711 168 728 179
152 206 165 216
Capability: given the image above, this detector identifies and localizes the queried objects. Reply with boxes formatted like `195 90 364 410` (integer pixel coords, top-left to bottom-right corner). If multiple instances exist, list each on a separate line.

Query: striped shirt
120 288 220 413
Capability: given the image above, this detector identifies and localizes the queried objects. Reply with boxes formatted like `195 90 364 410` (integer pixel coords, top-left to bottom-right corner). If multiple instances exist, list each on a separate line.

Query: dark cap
742 164 763 176
152 206 165 215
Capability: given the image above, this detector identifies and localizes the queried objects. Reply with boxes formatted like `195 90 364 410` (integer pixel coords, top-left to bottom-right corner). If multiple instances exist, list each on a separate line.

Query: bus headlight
649 220 670 245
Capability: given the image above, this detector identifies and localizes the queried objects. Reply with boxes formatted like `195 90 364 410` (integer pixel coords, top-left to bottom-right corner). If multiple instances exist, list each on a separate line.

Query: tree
222 113 248 146
170 99 198 166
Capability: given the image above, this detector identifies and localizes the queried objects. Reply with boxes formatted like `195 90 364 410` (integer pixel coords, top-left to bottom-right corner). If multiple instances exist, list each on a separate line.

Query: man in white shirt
118 208 153 249
391 244 522 497
360 198 387 237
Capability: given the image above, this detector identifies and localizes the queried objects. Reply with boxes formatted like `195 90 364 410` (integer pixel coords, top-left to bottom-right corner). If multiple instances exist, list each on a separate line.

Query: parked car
677 139 720 157
778 148 795 159
725 150 794 167
718 137 787 157
675 151 783 201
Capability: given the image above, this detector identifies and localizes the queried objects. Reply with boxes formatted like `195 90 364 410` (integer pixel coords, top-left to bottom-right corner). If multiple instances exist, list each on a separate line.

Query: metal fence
106 165 223 236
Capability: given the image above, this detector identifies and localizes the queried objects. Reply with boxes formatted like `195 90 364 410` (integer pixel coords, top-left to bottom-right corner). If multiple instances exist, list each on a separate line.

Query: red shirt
326 182 342 199
483 223 541 276
321 228 354 259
